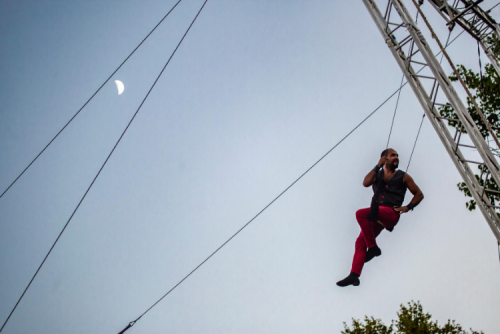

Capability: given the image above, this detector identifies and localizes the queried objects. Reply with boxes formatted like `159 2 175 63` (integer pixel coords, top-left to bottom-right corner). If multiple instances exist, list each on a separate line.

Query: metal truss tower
362 0 500 245
428 0 500 76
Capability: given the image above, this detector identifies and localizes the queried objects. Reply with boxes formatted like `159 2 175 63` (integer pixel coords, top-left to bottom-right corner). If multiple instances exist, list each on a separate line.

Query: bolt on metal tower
428 0 500 76
362 0 500 244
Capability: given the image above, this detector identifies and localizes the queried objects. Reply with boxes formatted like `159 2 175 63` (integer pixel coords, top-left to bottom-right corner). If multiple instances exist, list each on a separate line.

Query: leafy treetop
342 301 483 334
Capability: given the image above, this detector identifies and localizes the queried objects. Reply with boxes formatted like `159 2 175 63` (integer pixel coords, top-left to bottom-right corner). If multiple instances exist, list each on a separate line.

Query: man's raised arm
363 156 387 187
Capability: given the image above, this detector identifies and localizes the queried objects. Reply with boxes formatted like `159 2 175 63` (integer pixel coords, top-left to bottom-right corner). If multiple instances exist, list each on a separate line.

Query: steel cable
406 25 454 171
386 11 420 149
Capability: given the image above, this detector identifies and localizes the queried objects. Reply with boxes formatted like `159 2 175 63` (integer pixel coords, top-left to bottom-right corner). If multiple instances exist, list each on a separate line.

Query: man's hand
377 156 387 168
363 156 387 187
394 206 409 214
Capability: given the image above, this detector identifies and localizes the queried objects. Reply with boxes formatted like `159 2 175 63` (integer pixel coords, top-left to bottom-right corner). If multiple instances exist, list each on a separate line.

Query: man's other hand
394 206 409 214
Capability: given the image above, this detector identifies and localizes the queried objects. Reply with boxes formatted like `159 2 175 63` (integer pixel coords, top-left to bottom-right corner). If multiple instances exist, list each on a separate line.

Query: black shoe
336 272 360 287
365 245 382 263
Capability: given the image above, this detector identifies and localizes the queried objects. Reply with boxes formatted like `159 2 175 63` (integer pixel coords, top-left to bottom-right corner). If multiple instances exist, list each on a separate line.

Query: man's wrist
373 165 381 173
406 202 416 211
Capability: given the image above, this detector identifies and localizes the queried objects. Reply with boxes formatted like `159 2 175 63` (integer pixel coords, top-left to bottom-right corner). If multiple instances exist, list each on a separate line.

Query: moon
114 80 124 95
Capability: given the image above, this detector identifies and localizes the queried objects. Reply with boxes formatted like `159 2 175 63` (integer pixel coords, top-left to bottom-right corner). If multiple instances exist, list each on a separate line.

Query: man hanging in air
336 148 424 287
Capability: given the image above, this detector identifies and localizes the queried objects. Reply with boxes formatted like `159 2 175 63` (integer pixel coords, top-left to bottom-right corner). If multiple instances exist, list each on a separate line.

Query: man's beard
388 161 398 170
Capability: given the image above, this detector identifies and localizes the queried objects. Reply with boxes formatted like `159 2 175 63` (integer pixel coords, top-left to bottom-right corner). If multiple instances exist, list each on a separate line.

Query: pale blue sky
1 1 499 333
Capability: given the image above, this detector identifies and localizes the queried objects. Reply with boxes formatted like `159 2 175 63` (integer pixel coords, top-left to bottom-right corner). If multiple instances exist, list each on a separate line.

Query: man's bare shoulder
403 172 415 184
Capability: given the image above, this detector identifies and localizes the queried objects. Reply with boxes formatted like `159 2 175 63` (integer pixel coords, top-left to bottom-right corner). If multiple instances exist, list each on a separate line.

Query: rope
477 40 496 152
487 2 500 12
440 30 453 64
0 0 183 200
478 40 486 93
406 114 426 172
0 1 206 332
386 11 420 149
387 75 405 149
406 27 453 172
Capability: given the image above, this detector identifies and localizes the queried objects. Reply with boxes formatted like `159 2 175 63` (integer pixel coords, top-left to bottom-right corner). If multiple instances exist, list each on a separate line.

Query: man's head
381 148 399 170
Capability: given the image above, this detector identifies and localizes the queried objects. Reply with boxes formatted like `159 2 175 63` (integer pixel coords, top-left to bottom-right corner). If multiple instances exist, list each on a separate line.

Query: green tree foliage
342 316 393 334
342 301 483 334
438 37 500 212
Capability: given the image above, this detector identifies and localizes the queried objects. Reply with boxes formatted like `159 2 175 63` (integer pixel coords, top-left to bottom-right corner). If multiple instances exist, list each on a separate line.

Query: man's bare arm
363 156 387 187
395 174 424 213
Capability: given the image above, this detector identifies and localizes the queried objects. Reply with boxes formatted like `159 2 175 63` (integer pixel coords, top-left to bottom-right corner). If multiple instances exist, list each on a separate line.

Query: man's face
386 149 399 169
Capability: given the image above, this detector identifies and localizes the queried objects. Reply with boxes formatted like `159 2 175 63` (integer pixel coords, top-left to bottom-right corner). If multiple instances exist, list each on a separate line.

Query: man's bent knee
355 208 369 221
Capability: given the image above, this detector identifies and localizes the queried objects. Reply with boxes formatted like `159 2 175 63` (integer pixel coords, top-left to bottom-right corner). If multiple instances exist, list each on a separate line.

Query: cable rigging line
406 16 454 172
0 1 208 332
487 1 500 12
0 0 183 200
477 40 486 94
386 74 405 148
386 11 420 149
406 114 426 172
477 39 496 153
116 23 469 334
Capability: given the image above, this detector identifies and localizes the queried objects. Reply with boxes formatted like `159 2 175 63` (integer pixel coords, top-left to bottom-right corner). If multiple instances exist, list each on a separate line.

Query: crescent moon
115 80 124 95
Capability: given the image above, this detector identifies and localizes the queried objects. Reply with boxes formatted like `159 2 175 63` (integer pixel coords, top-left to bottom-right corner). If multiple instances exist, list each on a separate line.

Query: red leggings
351 207 400 276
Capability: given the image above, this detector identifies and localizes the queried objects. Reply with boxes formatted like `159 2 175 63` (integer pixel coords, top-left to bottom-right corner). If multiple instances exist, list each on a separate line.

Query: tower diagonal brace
363 0 500 243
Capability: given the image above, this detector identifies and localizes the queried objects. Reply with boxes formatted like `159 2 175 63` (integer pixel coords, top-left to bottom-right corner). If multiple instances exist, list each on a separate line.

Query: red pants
351 207 400 276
